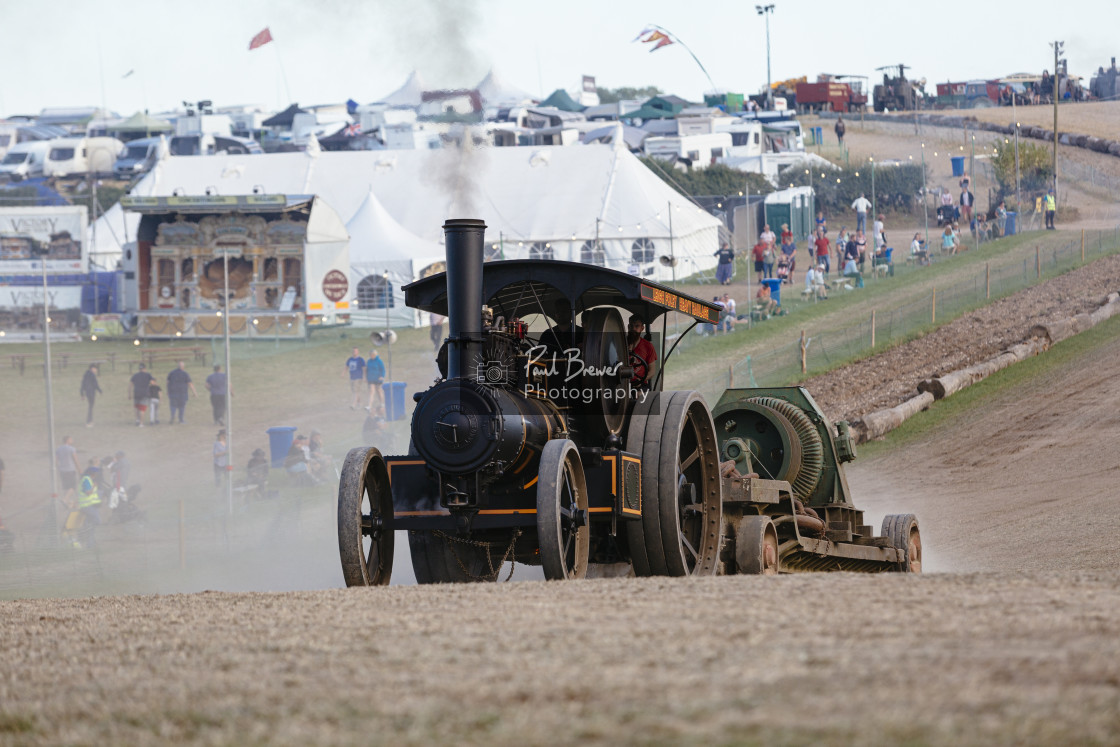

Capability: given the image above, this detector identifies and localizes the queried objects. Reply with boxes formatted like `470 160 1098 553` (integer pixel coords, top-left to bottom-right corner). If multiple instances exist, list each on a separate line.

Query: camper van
0 141 50 181
43 136 125 178
114 137 162 179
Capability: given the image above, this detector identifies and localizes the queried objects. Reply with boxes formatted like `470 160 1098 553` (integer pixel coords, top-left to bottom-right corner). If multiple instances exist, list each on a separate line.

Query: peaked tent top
114 111 172 133
540 89 584 112
262 104 307 128
376 70 427 107
346 188 444 265
476 68 536 107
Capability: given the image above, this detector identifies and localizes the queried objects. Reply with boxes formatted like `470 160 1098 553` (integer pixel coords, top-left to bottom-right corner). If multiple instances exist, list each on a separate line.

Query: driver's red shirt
631 336 657 382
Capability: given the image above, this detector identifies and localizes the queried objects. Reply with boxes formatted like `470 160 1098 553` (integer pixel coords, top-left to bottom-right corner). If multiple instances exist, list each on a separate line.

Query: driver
627 316 657 389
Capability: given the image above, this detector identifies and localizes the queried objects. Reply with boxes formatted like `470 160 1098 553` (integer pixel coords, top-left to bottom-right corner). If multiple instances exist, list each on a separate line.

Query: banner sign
0 206 87 275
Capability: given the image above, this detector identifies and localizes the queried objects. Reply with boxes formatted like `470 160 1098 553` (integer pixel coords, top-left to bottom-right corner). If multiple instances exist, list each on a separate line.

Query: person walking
79 364 101 427
851 193 872 233
1044 189 1056 230
813 228 831 275
365 349 386 413
834 115 846 146
166 360 197 424
714 242 735 285
56 435 81 507
147 379 162 425
127 363 153 427
205 365 230 426
344 347 366 410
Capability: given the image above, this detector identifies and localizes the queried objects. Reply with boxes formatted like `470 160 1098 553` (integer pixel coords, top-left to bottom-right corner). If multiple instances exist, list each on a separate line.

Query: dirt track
3 316 1120 745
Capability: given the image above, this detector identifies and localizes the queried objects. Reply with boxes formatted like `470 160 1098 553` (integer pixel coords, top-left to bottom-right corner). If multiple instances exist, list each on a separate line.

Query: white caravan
44 136 125 177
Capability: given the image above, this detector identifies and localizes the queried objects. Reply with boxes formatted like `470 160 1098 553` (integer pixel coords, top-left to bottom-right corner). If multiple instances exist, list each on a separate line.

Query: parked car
113 136 162 180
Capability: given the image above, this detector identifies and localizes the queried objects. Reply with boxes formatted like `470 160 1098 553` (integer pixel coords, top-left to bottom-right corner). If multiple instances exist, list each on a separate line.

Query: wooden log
1029 319 1077 345
1089 300 1120 325
854 392 935 443
918 339 1047 399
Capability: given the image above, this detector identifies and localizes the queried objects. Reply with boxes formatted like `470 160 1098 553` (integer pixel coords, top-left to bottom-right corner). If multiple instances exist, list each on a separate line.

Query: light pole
221 250 233 516
39 249 59 541
1051 40 1063 213
921 143 929 250
383 270 393 386
756 4 775 110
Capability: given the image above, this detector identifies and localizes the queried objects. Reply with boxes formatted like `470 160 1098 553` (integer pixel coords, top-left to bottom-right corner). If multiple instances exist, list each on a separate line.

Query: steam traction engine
336 219 922 585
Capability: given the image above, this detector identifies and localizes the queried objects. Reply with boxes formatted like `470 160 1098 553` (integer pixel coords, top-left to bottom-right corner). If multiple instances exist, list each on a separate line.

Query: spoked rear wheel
537 439 589 580
337 447 394 586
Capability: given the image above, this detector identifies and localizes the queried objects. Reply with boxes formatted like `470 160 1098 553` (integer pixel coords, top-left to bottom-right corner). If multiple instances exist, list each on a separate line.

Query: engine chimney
443 219 487 380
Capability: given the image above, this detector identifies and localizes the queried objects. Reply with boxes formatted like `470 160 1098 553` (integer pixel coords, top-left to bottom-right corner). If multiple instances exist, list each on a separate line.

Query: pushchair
936 204 956 227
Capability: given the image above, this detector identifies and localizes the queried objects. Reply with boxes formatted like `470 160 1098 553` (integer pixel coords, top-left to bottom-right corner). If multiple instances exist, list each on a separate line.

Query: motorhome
43 136 125 177
0 141 51 181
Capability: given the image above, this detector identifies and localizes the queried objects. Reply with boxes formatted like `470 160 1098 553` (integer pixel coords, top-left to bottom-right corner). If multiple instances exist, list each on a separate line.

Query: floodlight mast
756 5 775 110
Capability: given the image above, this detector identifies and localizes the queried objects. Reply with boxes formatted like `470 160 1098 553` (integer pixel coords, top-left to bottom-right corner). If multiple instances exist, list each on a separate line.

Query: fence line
691 227 1120 403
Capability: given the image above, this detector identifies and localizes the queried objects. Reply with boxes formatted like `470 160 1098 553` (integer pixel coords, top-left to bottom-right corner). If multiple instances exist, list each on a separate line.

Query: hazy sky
0 0 1113 117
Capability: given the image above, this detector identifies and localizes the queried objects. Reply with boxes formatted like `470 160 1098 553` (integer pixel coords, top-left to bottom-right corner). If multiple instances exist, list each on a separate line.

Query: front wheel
537 440 589 580
337 447 394 586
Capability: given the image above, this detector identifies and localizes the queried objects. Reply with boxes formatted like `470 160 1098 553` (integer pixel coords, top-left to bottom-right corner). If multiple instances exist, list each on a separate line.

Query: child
148 380 162 425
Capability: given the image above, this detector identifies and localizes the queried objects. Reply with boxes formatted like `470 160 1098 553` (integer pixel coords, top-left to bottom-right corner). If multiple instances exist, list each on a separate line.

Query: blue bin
382 381 407 422
1005 211 1017 236
951 156 965 177
266 426 297 468
761 277 783 306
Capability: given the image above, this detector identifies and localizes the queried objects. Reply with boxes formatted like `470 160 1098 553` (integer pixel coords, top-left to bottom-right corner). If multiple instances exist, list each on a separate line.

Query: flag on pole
248 27 273 51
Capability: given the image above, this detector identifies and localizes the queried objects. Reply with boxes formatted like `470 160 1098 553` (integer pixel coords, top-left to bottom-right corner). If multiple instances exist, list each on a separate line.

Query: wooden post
871 309 876 349
986 262 991 299
1036 245 1041 279
178 499 186 571
728 364 734 389
1081 229 1085 262
800 330 807 374
932 288 937 324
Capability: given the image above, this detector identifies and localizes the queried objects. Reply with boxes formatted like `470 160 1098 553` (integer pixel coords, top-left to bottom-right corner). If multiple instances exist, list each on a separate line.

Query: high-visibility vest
1045 194 1056 211
76 487 100 509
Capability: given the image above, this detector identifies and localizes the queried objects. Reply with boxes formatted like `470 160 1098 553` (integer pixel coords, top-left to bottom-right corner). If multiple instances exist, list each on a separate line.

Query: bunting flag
631 26 655 42
642 31 667 44
651 36 674 52
248 27 273 51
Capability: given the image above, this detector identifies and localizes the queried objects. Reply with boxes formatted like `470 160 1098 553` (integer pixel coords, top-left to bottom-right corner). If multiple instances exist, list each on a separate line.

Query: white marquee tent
346 188 444 328
93 140 722 325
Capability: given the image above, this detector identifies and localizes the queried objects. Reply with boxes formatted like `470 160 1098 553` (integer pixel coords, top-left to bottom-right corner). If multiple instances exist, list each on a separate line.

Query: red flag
248 27 273 51
642 31 667 44
651 36 674 52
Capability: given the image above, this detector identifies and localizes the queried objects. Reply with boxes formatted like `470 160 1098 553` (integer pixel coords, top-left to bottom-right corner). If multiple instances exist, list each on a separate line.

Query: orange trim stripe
522 476 539 490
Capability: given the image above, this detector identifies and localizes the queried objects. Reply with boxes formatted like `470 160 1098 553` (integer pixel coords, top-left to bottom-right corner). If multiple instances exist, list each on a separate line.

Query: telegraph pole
756 5 775 109
1051 41 1063 210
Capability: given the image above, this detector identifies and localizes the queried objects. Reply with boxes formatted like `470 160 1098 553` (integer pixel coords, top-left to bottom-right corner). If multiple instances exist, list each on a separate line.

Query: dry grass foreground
4 310 1120 744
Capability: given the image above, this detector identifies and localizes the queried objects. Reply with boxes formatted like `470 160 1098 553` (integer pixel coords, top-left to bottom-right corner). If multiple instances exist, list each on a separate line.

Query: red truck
795 75 868 113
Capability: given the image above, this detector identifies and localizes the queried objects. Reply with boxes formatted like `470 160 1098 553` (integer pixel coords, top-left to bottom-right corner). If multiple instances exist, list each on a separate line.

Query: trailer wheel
536 440 589 580
337 447 394 587
882 513 922 573
735 515 779 575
